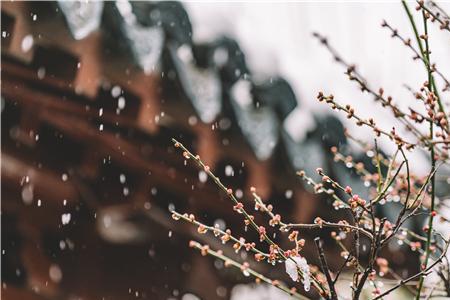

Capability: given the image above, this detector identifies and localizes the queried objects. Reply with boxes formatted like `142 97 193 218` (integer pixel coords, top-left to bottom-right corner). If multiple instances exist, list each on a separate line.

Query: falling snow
119 174 126 184
111 85 122 98
224 165 234 177
21 35 34 52
118 97 126 109
61 213 71 225
198 171 208 183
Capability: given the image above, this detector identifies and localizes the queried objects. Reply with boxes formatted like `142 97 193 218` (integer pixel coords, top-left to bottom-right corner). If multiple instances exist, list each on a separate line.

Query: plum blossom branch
188 240 308 299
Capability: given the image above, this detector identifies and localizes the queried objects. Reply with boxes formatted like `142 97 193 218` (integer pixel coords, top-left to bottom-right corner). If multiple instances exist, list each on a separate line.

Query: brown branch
416 0 450 32
354 219 386 300
315 237 338 300
373 239 450 299
284 222 373 240
382 20 450 94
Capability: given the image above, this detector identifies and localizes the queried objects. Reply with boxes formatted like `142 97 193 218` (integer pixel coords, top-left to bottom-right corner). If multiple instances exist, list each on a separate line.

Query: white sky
185 1 450 173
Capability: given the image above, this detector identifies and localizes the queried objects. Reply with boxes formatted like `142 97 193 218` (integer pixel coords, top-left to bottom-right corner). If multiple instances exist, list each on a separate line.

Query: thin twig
315 237 338 300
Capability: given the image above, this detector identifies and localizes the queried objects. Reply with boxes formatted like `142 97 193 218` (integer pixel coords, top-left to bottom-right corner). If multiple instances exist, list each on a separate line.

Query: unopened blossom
244 242 255 251
297 239 305 248
201 245 209 256
376 257 389 275
314 217 323 227
233 202 244 213
258 226 266 241
288 231 298 242
221 229 231 244
254 253 264 262
269 214 281 226
345 186 353 194
197 224 207 234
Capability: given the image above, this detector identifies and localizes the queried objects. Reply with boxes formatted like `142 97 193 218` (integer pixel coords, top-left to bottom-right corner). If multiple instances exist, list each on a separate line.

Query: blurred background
2 1 450 300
